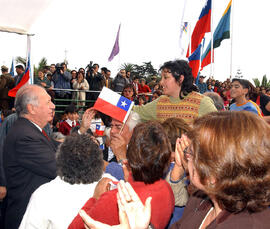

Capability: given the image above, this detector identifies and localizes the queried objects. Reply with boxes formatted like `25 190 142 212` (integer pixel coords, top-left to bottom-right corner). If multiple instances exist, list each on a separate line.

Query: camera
55 63 64 74
86 61 94 73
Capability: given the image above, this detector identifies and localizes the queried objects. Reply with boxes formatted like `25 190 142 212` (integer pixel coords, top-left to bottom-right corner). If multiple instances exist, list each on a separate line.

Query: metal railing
51 88 102 113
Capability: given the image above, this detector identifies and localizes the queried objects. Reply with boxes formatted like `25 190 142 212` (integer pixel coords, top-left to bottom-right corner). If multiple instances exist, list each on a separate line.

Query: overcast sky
0 0 269 82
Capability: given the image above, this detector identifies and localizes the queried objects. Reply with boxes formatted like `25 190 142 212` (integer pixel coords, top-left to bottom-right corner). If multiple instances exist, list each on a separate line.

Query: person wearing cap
14 64 25 86
0 66 15 110
197 75 207 94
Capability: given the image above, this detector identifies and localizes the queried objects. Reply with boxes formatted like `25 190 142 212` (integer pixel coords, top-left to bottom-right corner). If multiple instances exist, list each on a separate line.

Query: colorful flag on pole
187 0 211 57
8 57 30 97
183 22 188 33
93 87 134 123
26 35 34 85
10 58 15 77
180 22 189 56
188 44 202 78
201 0 231 70
108 24 121 62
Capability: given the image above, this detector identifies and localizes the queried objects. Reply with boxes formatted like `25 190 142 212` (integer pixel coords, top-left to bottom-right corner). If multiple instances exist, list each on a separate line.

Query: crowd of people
0 59 270 229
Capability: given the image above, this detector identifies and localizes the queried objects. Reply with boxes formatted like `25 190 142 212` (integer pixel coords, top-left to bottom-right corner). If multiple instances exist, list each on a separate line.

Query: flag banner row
186 0 211 57
201 0 232 70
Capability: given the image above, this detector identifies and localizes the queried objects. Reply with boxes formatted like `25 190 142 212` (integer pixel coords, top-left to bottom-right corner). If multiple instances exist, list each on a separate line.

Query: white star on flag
121 100 127 107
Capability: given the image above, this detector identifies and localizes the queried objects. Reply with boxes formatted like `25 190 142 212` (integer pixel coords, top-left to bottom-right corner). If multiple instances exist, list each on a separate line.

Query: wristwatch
118 158 128 166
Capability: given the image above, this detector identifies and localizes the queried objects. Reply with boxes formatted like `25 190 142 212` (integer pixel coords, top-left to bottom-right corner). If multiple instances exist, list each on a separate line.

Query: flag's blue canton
117 96 132 112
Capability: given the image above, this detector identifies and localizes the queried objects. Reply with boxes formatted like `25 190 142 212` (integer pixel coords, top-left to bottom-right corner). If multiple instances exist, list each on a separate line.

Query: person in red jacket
69 121 174 229
138 78 151 102
58 104 79 135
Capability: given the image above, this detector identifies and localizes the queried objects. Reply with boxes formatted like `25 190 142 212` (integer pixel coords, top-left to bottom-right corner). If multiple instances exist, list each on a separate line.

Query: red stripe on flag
189 60 200 78
94 98 127 122
201 50 213 70
187 10 211 57
8 69 30 97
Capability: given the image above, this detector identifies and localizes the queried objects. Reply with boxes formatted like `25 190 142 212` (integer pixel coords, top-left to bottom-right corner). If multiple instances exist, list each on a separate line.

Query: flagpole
188 23 192 57
199 38 205 74
210 0 214 78
230 0 234 80
26 34 34 85
179 0 188 58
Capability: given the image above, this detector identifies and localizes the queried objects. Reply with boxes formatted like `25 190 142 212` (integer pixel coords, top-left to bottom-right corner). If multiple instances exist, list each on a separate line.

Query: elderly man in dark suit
2 84 57 229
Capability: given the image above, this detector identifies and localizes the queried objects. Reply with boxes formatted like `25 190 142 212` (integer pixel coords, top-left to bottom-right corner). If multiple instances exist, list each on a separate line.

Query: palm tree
15 56 26 67
253 75 270 88
38 57 48 71
34 57 48 76
253 78 260 87
119 63 135 72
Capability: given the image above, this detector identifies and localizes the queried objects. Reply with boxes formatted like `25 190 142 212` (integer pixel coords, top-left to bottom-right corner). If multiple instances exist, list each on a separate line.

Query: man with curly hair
19 134 104 229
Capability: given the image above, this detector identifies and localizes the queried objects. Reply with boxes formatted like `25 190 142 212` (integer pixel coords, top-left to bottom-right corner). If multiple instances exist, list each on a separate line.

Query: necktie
72 121 75 128
42 129 50 141
106 79 108 88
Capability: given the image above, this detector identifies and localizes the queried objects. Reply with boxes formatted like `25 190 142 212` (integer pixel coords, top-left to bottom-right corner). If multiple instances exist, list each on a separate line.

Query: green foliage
34 57 48 76
15 56 26 67
261 75 270 87
252 78 260 87
120 63 135 73
253 75 270 88
119 61 158 83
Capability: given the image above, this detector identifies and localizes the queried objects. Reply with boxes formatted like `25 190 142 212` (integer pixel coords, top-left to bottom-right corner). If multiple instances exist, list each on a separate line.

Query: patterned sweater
133 92 217 124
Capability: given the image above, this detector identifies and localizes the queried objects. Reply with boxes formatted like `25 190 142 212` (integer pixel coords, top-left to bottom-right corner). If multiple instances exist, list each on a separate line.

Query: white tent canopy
0 0 53 35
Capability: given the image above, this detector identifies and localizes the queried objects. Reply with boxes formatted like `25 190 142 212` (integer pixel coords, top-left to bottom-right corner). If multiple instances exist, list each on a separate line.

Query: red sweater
138 84 151 94
59 120 79 136
68 178 174 229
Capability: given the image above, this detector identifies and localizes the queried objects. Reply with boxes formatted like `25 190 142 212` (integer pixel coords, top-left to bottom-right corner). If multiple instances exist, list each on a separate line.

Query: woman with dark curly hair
171 111 270 228
19 134 104 229
133 60 217 124
69 121 175 229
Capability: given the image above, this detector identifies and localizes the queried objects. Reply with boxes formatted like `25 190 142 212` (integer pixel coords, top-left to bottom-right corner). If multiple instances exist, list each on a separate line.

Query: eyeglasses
183 147 194 161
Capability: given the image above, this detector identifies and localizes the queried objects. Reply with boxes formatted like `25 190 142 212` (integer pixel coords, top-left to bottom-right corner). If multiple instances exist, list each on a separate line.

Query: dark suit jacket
3 117 57 229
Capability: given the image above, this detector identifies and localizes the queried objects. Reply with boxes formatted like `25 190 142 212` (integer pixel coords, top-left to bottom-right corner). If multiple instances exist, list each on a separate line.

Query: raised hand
79 180 152 229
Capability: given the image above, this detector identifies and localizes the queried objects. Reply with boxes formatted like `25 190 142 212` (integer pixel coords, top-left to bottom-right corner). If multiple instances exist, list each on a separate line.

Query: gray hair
51 132 66 142
204 92 224 111
15 85 42 117
126 111 141 132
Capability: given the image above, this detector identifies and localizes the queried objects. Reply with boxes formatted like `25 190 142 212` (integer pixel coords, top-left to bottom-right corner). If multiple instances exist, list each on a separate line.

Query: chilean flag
94 87 134 123
188 44 202 78
8 59 30 97
187 0 211 57
96 124 105 136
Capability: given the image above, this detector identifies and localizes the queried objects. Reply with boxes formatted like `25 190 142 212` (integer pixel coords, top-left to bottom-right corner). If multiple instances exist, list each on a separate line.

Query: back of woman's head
188 111 270 213
162 117 191 150
127 121 171 184
56 134 104 184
